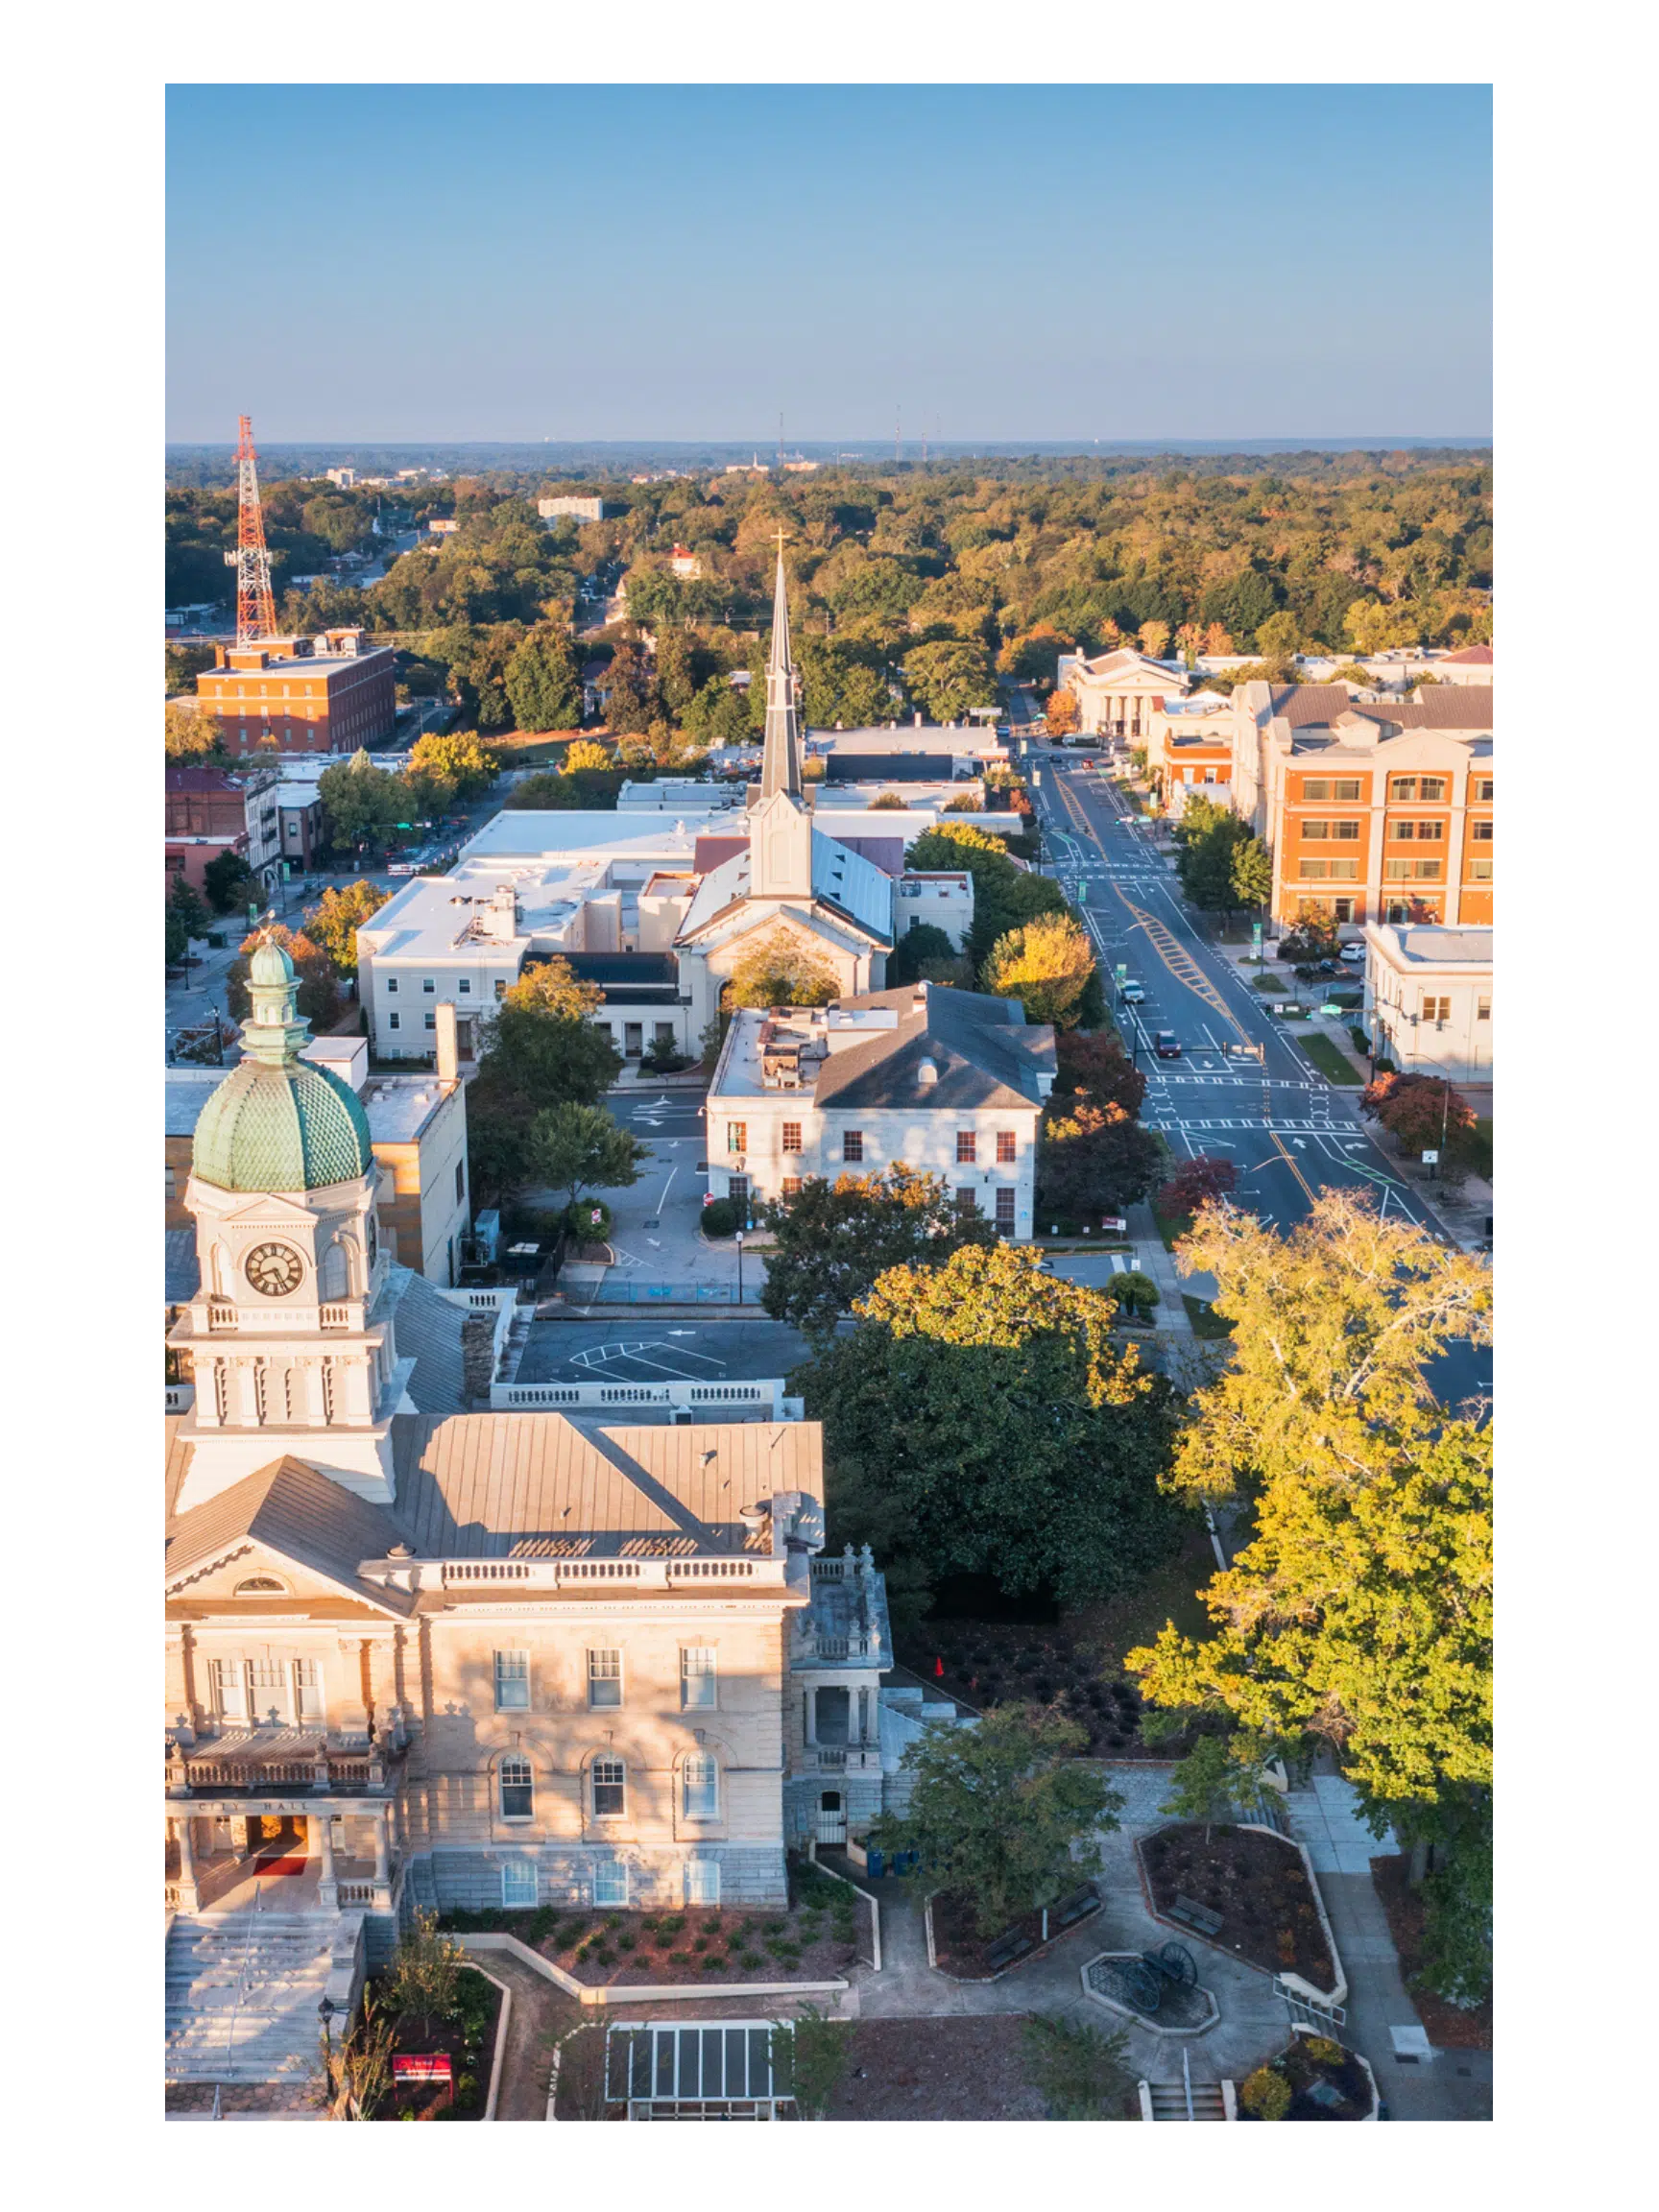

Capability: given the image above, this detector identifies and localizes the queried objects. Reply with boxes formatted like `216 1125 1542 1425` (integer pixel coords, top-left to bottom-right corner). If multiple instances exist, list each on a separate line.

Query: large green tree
1126 1190 1493 2001
318 751 410 851
759 1164 997 1344
524 1101 650 1214
467 958 621 1199
505 624 582 731
796 1242 1184 1614
872 1703 1122 1936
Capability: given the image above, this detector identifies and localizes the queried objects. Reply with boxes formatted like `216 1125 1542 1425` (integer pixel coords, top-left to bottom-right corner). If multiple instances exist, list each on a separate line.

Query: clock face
245 1240 305 1298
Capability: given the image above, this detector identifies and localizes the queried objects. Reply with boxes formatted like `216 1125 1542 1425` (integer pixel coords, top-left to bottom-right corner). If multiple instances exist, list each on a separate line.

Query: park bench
1166 1893 1223 1939
984 1927 1036 1973
1051 1884 1100 1931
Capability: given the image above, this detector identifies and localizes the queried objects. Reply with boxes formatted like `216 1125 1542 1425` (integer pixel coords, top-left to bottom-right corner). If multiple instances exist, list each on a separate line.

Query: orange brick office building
1231 684 1494 930
195 627 397 757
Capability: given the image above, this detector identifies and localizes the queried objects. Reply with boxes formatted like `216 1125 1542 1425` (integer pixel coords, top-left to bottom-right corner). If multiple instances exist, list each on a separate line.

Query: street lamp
734 1228 744 1306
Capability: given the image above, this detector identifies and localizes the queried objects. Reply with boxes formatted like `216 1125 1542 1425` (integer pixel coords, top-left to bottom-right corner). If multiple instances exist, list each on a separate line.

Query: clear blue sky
166 84 1491 443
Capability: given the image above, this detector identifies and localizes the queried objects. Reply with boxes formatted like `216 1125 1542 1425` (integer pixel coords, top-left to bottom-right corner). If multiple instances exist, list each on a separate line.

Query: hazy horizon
166 84 1491 445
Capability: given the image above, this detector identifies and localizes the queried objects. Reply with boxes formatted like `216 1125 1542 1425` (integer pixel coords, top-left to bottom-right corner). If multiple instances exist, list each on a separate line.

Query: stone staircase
165 1911 338 2083
1143 2080 1231 2121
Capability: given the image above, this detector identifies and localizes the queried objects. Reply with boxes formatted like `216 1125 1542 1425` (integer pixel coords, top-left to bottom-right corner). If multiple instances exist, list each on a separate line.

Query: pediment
188 1186 325 1228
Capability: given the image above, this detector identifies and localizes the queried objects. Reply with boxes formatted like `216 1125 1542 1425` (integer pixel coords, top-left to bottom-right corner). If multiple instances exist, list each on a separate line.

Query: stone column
373 1803 393 1909
174 1814 201 1912
313 1808 339 1911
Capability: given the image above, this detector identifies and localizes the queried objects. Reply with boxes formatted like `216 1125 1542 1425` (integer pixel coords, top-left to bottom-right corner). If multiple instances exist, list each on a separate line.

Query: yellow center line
1048 770 1248 1044
1268 1128 1318 1206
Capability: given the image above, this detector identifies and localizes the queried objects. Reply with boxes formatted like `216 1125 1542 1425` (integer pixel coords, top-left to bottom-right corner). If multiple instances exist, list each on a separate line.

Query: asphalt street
1022 740 1492 1411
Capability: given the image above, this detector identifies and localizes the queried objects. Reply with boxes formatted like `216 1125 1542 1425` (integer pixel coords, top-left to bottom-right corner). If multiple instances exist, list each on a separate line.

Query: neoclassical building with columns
164 941 935 2080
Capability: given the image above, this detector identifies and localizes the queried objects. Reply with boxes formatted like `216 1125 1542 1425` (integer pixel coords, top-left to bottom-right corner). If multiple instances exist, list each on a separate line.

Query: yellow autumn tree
979 911 1097 1028
1046 686 1081 738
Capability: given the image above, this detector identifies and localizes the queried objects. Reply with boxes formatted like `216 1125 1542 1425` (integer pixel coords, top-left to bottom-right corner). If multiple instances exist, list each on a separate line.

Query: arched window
233 1575 288 1596
682 1751 719 1821
499 1756 533 1819
319 1240 349 1301
592 1757 626 1818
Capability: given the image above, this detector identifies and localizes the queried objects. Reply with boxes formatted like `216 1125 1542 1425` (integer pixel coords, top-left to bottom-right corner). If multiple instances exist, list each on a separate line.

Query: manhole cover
643 1219 661 1230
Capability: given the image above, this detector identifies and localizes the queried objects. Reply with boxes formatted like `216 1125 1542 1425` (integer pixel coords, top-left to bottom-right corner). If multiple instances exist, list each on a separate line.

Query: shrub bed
900 1623 1209 1759
1369 1854 1492 2049
1239 2035 1373 2121
1141 1823 1333 1986
379 1964 502 2121
438 1888 858 1988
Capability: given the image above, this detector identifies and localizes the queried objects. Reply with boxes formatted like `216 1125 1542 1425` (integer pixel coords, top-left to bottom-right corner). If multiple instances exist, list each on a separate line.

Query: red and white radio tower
226 413 277 646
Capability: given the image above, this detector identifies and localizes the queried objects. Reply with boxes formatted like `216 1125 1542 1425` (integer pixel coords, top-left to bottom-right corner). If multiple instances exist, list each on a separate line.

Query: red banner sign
394 2054 452 2083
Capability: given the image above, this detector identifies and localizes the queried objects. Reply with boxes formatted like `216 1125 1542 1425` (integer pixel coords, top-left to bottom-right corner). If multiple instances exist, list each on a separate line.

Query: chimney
435 1000 459 1083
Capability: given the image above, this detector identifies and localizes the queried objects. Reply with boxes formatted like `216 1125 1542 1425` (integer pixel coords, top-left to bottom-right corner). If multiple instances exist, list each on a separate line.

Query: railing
337 1880 377 1907
205 1304 239 1332
164 1382 196 1414
490 1377 786 1413
168 1743 395 1793
438 1554 779 1590
164 1882 181 1909
319 1303 353 1330
803 1746 880 1775
441 1286 517 1313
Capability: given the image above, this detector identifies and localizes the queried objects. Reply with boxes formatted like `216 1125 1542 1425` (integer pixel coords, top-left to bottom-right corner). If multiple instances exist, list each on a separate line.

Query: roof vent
387 1542 412 1559
917 1057 939 1085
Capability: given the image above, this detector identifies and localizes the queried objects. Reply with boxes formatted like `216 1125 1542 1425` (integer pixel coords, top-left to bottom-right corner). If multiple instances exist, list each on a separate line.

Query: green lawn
1150 1200 1193 1253
1300 1031 1365 1086
1182 1293 1236 1340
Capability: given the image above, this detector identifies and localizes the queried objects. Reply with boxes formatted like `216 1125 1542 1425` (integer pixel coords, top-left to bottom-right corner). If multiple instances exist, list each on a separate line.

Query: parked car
1119 981 1146 1004
1154 1031 1182 1058
1339 942 1366 963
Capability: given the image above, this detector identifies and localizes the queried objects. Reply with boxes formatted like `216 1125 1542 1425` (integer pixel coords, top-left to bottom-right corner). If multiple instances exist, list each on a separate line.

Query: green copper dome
191 937 373 1193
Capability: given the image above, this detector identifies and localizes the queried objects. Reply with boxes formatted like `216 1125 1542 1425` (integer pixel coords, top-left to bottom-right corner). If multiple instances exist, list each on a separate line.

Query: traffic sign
1115 963 1127 980
1421 1149 1439 1166
1251 923 1263 954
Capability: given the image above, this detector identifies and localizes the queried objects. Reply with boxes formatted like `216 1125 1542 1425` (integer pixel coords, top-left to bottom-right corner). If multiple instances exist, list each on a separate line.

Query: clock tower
168 937 413 1511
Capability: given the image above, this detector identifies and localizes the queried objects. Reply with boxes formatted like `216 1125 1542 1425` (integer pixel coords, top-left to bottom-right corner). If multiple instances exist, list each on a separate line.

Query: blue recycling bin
865 1846 886 1880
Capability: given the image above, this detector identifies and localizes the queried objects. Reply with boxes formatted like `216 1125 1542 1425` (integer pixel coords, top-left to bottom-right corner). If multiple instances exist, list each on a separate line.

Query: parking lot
514 1315 814 1386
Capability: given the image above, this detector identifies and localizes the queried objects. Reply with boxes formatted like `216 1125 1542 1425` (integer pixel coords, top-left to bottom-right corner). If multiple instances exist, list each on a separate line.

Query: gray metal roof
811 983 1055 1113
378 1266 469 1416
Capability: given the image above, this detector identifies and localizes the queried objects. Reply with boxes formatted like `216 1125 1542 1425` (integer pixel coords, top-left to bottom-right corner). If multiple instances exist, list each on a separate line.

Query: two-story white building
1361 922 1493 1086
706 980 1057 1239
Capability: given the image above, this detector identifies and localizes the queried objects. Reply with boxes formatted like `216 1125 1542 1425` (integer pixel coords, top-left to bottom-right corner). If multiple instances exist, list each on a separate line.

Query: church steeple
759 538 805 801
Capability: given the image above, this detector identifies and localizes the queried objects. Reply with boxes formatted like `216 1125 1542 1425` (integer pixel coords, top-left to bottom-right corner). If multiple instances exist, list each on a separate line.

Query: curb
1133 1825 1346 2008
460 1931 848 2008
924 1890 1102 1984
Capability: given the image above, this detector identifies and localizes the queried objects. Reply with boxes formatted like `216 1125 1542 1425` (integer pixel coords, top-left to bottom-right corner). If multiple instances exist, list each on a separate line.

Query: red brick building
195 627 397 757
